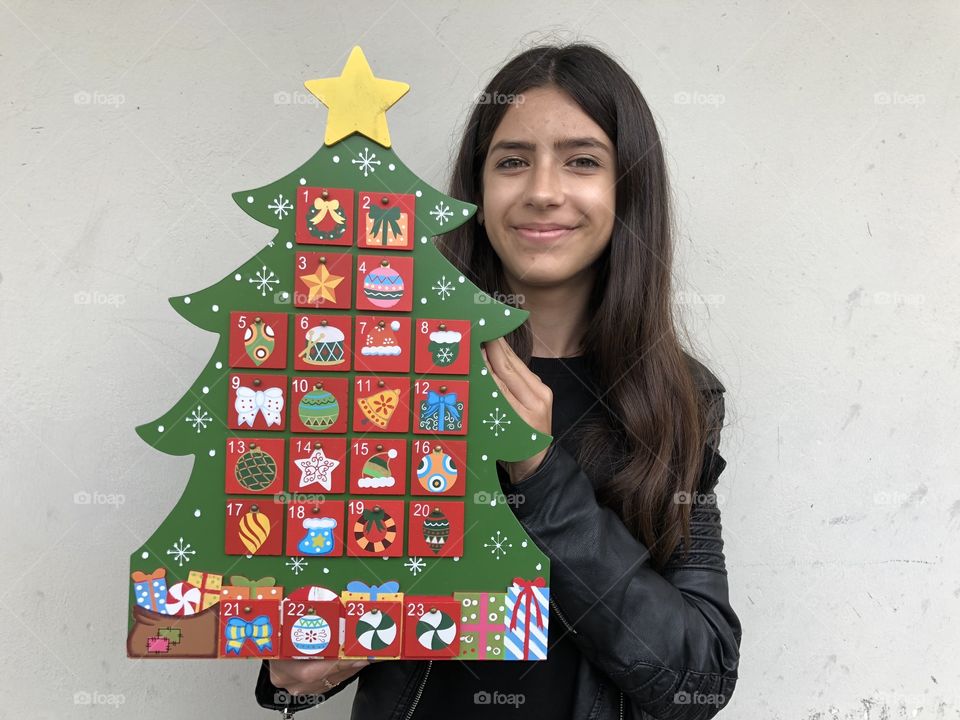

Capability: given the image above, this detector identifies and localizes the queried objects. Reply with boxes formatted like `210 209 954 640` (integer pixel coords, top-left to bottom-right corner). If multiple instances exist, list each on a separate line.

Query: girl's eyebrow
489 137 612 155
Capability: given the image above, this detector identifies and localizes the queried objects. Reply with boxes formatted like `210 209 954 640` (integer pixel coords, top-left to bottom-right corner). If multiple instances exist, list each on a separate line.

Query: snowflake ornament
432 275 455 300
430 201 453 225
268 194 292 219
404 556 426 576
187 405 211 433
483 407 512 437
166 537 196 567
249 265 279 297
484 530 513 560
352 147 381 177
286 557 308 575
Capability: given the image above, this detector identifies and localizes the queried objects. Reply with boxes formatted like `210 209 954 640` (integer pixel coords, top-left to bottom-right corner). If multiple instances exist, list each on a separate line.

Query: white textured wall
1 2 957 718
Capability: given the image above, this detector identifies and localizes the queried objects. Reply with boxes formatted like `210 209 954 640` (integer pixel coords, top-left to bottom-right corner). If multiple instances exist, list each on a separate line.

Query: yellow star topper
305 46 409 148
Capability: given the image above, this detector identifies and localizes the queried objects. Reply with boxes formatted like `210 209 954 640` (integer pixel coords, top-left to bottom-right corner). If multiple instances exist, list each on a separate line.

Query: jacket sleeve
254 659 359 714
504 392 741 720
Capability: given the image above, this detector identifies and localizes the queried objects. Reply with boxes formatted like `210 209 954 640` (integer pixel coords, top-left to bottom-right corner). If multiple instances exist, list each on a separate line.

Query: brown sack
127 604 219 658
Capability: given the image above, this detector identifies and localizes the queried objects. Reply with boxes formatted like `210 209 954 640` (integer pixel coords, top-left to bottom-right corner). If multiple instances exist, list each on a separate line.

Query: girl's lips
513 226 576 241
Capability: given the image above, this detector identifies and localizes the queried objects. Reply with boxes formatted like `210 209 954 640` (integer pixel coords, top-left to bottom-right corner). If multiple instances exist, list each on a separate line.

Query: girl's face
480 85 616 291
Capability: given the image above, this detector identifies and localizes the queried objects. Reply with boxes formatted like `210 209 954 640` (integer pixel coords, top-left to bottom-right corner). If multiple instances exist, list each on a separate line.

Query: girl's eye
496 157 526 169
570 156 600 168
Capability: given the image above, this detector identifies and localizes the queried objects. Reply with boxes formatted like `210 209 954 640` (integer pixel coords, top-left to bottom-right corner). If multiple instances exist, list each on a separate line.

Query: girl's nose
523 158 563 209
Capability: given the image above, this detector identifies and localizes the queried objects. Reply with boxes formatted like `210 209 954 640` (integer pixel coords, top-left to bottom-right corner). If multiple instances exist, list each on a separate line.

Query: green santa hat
357 448 398 490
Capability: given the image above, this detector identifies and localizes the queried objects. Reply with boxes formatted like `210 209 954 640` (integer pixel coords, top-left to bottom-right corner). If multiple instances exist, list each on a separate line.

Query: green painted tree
127 47 552 662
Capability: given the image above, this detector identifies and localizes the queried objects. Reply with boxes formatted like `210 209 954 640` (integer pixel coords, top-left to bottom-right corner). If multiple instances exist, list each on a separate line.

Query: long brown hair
437 42 724 571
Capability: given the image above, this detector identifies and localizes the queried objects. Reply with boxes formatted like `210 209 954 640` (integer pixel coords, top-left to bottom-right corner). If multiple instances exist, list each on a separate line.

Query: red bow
509 576 547 643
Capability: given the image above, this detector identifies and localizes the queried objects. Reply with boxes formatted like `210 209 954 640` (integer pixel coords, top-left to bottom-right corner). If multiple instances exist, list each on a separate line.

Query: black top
411 354 605 719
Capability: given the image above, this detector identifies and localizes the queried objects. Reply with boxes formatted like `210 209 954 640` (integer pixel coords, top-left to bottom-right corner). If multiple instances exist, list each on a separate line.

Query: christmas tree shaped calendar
127 47 552 663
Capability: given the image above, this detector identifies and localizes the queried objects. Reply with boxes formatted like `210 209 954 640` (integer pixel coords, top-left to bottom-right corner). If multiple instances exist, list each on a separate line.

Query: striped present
503 577 549 661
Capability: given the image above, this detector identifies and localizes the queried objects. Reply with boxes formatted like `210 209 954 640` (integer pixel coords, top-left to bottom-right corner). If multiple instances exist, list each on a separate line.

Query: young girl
258 42 741 719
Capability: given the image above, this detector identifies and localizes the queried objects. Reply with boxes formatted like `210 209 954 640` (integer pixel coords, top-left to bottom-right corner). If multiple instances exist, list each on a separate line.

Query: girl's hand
269 658 371 697
481 337 553 484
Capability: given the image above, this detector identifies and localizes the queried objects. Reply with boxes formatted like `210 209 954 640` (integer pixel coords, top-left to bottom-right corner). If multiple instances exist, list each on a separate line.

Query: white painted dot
157 425 164 432
504 309 511 316
531 433 537 440
490 499 496 507
234 273 242 281
183 297 191 304
521 540 528 548
202 386 209 394
215 361 223 370
246 196 254 204
281 291 289 300
194 509 201 518
388 163 396 171
481 368 488 375
415 190 422 198
211 304 219 312
332 156 340 163
462 208 470 216
420 297 427 304
536 563 542 571
245 554 253 559
299 177 306 185
286 241 293 249
420 236 428 244
481 454 488 461
141 551 149 559
453 556 460 562
478 318 485 326
492 391 498 398
323 567 330 574
458 276 465 283
208 449 216 457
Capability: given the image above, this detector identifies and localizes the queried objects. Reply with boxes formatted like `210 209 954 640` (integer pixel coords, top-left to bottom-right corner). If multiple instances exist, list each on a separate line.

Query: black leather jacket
255 379 741 719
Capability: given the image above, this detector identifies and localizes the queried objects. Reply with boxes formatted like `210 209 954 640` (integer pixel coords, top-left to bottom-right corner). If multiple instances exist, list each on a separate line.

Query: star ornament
295 447 341 491
305 46 410 148
299 261 344 304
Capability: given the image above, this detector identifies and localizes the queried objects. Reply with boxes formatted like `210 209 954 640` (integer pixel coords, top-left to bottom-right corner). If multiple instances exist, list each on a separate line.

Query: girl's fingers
484 338 539 408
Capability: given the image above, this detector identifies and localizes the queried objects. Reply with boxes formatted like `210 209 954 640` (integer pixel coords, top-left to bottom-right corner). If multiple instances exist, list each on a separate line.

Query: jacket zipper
403 660 432 720
619 690 624 720
550 598 578 635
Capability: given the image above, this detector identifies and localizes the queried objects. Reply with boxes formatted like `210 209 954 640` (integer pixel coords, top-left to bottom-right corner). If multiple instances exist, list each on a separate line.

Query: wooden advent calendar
126 47 553 663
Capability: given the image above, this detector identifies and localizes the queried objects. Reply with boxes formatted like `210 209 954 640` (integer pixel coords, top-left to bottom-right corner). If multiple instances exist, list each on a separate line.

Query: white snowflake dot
281 291 289 300
157 425 164 432
323 567 330 574
478 318 486 326
246 196 254 204
183 297 191 304
415 190 422 197
212 304 219 312
458 276 465 283
453 556 460 562
521 540 528 548
299 177 306 185
388 163 396 171
490 498 496 507
481 368 488 375
234 273 242 281
215 361 223 370
202 386 209 394
245 554 253 559
194 509 201 518
141 551 149 559
536 563 542 571
420 236 428 244
481 454 488 461
332 156 340 163
286 241 293 249
462 208 470 216
420 297 427 304
531 433 537 440
492 391 498 398
504 309 511 316
208 449 216 457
